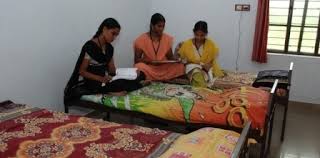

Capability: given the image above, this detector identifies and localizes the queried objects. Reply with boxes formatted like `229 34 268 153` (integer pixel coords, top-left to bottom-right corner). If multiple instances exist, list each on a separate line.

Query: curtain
252 0 269 63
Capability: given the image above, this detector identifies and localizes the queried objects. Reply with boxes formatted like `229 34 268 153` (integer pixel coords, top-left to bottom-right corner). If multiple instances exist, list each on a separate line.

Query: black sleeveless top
64 40 114 97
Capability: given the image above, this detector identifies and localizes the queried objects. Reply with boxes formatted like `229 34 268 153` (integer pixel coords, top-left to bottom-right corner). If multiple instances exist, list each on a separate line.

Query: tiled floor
270 102 320 158
70 101 320 158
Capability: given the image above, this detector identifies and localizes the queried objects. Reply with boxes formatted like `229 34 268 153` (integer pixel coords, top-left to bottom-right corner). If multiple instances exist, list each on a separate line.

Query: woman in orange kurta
134 13 185 81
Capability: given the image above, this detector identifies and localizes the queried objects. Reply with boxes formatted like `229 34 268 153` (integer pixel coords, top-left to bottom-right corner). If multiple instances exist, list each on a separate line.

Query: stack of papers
111 68 138 81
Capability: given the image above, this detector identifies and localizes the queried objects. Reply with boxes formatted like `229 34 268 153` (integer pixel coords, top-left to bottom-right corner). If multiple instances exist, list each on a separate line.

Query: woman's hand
100 76 112 83
202 63 212 72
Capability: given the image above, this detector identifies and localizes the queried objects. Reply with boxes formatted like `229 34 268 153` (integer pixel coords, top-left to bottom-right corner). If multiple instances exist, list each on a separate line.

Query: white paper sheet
111 68 138 81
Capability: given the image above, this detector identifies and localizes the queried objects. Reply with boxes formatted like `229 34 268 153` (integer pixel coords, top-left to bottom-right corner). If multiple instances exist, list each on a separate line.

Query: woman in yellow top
176 21 224 87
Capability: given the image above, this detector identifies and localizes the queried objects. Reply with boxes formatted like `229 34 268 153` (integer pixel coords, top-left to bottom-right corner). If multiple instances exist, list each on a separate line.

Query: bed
0 100 250 158
166 62 294 143
80 83 269 130
65 79 279 158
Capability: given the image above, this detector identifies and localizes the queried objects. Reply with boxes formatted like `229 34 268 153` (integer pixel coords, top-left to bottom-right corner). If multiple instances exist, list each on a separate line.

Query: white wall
0 0 151 111
150 0 250 70
150 0 320 104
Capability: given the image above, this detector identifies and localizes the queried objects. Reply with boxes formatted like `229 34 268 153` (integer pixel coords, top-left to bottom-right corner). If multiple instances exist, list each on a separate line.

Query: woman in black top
65 18 145 98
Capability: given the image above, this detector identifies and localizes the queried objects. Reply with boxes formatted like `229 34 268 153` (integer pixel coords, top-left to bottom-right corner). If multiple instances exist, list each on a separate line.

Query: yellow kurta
178 38 224 77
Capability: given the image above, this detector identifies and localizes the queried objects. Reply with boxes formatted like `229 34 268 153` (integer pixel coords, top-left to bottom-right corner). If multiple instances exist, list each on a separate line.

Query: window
268 0 320 56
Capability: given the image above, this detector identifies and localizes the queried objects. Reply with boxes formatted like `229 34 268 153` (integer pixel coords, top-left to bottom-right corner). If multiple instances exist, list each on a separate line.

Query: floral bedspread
0 102 241 158
0 105 175 158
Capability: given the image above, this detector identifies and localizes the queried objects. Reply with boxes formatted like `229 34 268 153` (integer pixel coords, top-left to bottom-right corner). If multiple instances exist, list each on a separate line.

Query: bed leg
103 112 111 121
260 139 266 158
129 116 134 124
64 105 69 113
281 101 288 142
260 132 269 158
259 115 275 158
266 117 274 157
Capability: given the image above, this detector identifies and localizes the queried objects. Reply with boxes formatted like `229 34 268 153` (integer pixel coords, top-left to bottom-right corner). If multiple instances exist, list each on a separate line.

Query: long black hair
94 18 121 38
193 21 208 34
149 13 165 32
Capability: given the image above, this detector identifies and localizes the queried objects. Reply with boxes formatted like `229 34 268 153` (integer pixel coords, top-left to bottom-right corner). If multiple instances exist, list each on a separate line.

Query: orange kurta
134 33 184 81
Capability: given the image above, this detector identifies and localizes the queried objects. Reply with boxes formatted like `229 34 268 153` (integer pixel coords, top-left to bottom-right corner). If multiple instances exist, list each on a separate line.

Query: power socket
235 4 243 11
242 4 250 11
235 4 250 11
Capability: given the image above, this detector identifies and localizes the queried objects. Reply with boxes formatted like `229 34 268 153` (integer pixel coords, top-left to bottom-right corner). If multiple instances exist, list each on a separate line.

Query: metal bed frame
278 62 294 142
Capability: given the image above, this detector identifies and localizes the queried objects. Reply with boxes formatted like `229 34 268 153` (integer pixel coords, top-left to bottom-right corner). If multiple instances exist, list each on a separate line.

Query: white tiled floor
270 102 320 158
